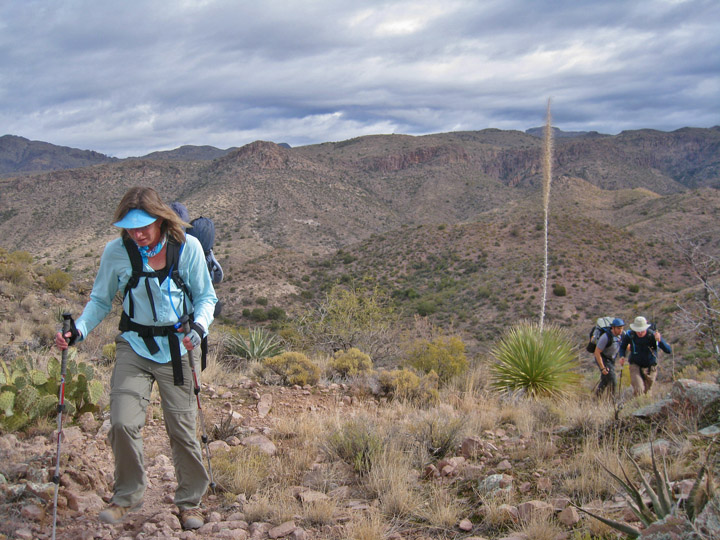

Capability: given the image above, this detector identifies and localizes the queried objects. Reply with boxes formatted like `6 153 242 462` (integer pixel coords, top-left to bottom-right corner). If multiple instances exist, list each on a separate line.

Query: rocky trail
1 378 351 540
2 378 720 540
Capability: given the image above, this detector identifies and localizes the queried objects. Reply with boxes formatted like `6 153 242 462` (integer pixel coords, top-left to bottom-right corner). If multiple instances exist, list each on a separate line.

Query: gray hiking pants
595 358 616 398
108 337 209 510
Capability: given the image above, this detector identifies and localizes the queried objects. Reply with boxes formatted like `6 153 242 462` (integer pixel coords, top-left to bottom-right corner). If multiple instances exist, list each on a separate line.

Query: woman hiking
55 186 217 530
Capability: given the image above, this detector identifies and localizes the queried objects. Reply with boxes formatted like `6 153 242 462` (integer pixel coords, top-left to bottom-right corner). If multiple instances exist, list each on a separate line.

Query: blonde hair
113 186 190 244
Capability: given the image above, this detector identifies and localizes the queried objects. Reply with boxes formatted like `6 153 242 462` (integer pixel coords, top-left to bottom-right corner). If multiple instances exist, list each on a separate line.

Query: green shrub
266 306 286 320
45 269 72 292
377 369 438 405
249 308 268 322
326 417 383 475
410 411 467 461
552 284 567 296
329 348 373 378
416 300 437 316
404 337 468 383
490 322 580 398
7 251 33 265
263 352 320 386
101 343 117 363
628 284 640 293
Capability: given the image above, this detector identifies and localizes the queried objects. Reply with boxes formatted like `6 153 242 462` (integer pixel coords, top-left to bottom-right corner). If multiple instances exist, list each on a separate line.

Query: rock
424 464 440 479
210 440 232 453
496 459 512 471
557 506 580 527
77 412 99 432
297 489 329 503
65 490 105 512
639 514 700 539
249 522 273 539
630 439 672 459
241 434 277 456
695 492 720 539
461 436 486 458
458 518 473 531
698 424 720 437
20 503 45 521
477 474 513 496
536 477 552 492
633 398 673 418
519 481 532 493
517 500 553 521
257 394 273 417
269 520 296 538
671 379 720 409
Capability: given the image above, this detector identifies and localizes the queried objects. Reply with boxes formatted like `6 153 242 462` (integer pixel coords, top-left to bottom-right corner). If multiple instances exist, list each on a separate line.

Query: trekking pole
179 315 216 491
51 313 73 540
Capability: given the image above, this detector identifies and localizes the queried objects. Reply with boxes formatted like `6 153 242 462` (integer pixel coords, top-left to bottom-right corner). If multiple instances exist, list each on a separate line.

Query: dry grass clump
211 446 271 497
301 496 338 526
243 487 300 524
514 511 563 540
560 436 629 502
414 483 467 530
403 404 468 465
343 509 388 540
364 445 419 518
479 492 519 531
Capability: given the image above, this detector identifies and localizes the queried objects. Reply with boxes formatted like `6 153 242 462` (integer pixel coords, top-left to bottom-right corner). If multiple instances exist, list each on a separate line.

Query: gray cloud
0 0 718 157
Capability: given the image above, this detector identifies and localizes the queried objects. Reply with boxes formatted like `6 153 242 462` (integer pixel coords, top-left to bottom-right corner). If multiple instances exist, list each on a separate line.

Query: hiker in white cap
619 316 671 396
55 186 217 529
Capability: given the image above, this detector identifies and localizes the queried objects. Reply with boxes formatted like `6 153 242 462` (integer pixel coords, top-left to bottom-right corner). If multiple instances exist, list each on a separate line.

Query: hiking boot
98 502 140 524
180 507 204 530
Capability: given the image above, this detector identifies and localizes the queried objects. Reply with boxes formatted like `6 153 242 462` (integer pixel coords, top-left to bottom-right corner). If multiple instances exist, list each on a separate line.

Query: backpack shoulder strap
166 237 193 304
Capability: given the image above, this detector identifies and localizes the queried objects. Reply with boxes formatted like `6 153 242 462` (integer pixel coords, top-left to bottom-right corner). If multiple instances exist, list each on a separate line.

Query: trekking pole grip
176 315 196 365
61 313 72 372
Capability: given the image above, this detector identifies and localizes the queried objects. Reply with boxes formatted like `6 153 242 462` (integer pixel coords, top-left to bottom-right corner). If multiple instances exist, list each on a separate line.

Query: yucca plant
572 440 716 538
225 327 283 362
490 322 580 398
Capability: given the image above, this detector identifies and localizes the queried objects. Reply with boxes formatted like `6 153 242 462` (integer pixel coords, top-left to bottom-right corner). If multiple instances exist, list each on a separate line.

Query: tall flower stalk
539 99 553 331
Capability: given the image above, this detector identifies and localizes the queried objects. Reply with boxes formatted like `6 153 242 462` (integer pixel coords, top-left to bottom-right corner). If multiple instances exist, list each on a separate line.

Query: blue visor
113 208 158 229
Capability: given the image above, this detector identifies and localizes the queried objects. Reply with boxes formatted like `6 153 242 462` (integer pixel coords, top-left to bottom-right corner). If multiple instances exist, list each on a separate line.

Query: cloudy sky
1 0 718 158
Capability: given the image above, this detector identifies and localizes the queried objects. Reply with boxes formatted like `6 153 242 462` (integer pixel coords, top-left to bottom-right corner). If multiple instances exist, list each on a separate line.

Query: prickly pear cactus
0 390 15 416
0 351 104 433
15 385 40 415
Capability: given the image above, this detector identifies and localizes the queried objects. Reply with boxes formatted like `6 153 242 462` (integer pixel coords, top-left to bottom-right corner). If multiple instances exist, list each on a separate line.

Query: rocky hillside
0 127 718 355
0 135 116 175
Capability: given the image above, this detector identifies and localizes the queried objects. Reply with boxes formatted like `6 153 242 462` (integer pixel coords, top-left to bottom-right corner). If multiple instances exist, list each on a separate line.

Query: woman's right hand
55 331 75 350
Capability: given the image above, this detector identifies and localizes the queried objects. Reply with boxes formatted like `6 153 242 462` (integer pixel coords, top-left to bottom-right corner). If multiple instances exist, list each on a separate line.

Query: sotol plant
490 321 580 398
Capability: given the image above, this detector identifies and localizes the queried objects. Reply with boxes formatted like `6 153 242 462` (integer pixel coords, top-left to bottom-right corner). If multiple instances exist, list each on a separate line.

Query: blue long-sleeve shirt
75 234 217 363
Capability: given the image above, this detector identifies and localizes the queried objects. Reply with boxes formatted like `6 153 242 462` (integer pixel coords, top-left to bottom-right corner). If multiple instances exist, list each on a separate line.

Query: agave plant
225 327 283 362
572 440 716 538
490 322 580 398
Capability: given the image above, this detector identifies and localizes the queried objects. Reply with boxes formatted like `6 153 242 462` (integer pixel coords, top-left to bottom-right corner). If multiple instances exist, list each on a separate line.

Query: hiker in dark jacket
594 318 625 398
619 316 671 396
55 187 217 530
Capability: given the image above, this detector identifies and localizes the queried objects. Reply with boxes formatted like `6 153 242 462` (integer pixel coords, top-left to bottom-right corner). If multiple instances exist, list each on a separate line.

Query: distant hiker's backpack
187 217 224 285
586 317 616 353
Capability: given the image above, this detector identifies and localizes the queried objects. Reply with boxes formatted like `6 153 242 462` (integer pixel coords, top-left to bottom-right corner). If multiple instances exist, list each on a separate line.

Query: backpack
119 236 207 385
187 217 224 285
586 317 616 353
